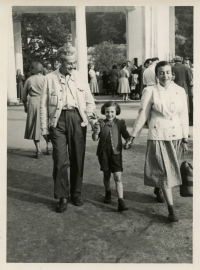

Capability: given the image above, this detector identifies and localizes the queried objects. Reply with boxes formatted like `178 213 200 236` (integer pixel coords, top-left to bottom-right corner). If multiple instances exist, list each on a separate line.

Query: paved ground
7 100 193 263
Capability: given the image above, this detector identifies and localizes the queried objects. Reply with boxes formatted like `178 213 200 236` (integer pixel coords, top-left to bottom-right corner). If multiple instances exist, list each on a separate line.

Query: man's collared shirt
58 70 77 109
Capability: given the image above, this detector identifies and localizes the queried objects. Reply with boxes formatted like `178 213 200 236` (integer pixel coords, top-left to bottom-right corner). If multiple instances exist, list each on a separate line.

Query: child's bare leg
113 172 123 198
103 171 111 191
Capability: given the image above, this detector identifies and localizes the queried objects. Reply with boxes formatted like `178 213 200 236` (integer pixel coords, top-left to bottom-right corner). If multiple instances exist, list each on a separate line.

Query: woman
117 63 130 100
16 69 25 102
125 61 189 222
22 62 52 159
88 63 99 95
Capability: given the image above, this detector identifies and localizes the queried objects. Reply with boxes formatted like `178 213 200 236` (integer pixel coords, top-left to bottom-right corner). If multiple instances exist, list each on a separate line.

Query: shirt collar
157 81 173 91
56 69 75 82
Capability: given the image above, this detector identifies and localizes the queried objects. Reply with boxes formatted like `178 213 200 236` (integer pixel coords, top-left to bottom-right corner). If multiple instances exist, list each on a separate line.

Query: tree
86 12 126 46
89 41 127 71
175 7 193 59
21 13 72 67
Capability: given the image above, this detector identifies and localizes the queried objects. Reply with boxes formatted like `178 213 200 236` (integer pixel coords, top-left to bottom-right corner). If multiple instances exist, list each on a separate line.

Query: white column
156 6 170 61
75 6 87 81
169 7 175 60
126 11 129 61
71 21 77 52
13 19 23 73
126 7 145 66
7 10 18 104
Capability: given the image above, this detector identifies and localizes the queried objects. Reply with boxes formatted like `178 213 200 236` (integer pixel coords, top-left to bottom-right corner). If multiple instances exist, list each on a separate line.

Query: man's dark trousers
110 82 118 96
50 109 87 199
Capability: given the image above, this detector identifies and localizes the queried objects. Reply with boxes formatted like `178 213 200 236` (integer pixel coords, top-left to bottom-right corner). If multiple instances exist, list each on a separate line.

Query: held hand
182 142 188 152
124 137 134 150
92 122 100 134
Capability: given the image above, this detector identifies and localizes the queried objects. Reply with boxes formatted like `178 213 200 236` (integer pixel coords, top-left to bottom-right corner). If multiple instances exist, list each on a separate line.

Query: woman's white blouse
130 82 189 140
89 69 96 78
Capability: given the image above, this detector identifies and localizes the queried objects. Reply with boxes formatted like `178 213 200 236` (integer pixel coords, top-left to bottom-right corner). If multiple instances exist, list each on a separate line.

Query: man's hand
93 122 100 134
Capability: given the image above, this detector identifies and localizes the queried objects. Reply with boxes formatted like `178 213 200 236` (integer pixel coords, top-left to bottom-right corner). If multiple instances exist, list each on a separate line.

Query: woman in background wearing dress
16 69 25 102
22 62 52 159
117 63 130 100
88 63 99 95
125 61 189 222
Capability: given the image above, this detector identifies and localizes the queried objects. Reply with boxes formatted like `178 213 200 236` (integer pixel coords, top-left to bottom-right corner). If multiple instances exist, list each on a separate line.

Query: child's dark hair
101 101 121 115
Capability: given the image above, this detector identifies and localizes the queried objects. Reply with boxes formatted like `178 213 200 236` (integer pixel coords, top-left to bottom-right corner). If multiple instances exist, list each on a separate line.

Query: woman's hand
93 122 100 135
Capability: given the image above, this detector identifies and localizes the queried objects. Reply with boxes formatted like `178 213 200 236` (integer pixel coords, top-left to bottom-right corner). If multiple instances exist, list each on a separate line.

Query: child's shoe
118 198 129 212
104 190 111 204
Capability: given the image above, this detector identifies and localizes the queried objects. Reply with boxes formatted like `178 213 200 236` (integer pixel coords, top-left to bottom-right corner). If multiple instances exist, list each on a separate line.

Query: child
92 101 131 211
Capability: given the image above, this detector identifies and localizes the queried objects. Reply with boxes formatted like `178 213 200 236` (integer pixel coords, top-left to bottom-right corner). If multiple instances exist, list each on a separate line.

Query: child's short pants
98 149 123 173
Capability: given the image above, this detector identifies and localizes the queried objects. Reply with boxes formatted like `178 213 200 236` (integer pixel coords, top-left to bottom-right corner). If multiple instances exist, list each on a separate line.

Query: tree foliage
175 7 193 59
86 12 126 46
21 13 72 66
89 41 127 71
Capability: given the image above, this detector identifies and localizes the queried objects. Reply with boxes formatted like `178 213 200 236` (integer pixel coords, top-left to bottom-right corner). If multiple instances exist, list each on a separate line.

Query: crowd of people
15 44 192 222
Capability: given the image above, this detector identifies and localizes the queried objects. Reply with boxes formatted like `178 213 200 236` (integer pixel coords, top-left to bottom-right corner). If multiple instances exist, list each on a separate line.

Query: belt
62 106 77 111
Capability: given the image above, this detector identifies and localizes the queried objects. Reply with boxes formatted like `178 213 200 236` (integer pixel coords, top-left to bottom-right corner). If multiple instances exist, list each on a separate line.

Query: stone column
75 6 88 81
169 7 175 60
13 12 23 73
7 10 19 104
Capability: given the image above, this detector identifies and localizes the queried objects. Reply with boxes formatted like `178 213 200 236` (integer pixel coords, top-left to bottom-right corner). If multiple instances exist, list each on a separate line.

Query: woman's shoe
168 205 179 222
154 188 165 203
118 198 129 212
36 151 43 159
104 190 111 204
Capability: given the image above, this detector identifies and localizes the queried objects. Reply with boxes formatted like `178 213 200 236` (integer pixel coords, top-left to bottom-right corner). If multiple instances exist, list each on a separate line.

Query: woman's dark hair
121 63 126 69
101 101 121 115
112 64 117 69
155 61 172 76
29 62 44 75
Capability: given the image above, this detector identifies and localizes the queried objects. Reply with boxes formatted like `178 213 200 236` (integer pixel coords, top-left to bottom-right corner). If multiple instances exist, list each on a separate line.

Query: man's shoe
154 188 165 203
72 196 83 206
118 198 129 212
104 190 111 204
56 201 67 213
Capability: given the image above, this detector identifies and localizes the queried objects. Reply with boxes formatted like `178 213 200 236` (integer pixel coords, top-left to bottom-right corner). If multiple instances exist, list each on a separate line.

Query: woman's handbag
180 160 193 197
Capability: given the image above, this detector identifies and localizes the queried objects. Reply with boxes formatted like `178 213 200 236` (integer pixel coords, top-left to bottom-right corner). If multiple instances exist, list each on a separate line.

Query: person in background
143 57 159 87
144 59 152 69
92 101 130 211
43 63 53 75
125 61 189 222
125 61 134 90
102 71 109 95
40 45 96 213
53 60 61 71
97 70 104 94
117 63 131 101
22 62 52 159
16 69 25 102
88 63 99 95
108 65 119 97
172 56 192 124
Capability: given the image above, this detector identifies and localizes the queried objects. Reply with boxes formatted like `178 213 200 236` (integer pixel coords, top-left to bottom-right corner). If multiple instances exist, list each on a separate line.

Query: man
172 56 192 124
40 45 96 213
143 57 159 87
108 65 119 97
183 57 190 67
143 58 152 69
